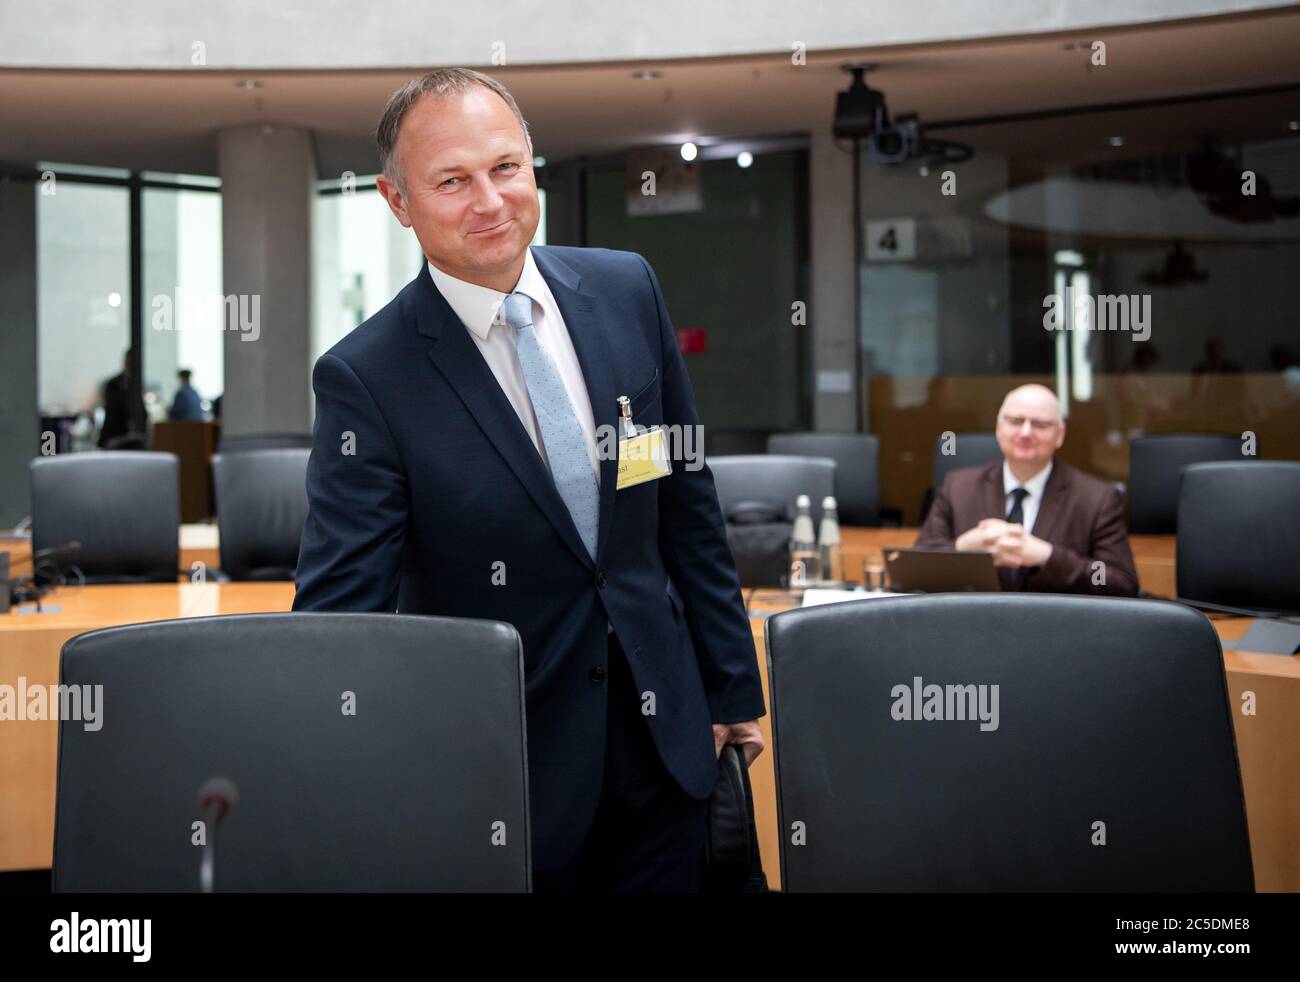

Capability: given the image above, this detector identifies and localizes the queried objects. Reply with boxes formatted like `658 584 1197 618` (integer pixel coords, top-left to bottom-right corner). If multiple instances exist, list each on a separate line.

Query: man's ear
1055 421 1067 450
375 173 413 228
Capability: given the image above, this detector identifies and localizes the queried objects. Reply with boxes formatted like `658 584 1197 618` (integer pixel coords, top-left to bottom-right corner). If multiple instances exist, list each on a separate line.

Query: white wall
0 0 1288 69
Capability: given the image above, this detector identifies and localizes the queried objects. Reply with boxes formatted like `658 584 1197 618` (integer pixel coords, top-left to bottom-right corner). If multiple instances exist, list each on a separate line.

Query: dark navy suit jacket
169 384 204 421
293 245 767 870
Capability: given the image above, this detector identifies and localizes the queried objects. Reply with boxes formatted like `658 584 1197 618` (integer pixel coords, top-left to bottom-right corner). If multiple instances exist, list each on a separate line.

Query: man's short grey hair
376 68 533 193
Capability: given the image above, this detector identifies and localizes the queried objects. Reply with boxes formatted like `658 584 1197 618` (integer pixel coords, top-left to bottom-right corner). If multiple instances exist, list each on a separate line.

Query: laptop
882 546 1001 593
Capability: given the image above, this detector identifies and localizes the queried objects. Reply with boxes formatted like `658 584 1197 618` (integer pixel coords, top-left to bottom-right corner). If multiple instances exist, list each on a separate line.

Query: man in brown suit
916 383 1138 596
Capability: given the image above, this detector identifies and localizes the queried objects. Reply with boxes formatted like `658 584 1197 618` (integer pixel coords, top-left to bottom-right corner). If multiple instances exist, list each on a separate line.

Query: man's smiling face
377 86 539 292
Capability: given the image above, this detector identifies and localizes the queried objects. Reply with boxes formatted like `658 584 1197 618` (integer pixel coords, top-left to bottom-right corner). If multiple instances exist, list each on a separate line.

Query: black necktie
1001 487 1030 590
1006 487 1029 525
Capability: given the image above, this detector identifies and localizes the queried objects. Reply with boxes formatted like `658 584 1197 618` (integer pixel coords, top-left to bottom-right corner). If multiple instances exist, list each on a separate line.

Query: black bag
723 501 792 589
703 743 769 893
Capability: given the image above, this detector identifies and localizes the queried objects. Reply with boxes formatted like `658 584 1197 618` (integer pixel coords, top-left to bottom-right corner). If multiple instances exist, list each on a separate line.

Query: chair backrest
54 612 530 891
1129 433 1248 533
767 433 880 526
216 432 314 453
1177 460 1300 613
30 451 179 583
766 593 1252 891
932 431 1001 491
211 449 310 581
709 455 836 526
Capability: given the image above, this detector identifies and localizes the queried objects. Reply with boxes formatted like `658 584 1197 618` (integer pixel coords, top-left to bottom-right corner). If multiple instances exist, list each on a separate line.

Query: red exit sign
675 327 706 354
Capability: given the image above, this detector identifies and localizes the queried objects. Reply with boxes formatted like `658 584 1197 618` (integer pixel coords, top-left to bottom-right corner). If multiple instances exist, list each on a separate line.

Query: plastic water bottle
790 494 820 586
818 495 842 584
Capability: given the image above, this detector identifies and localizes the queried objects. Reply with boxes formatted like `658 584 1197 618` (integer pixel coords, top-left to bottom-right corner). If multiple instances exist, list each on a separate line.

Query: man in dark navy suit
293 69 766 892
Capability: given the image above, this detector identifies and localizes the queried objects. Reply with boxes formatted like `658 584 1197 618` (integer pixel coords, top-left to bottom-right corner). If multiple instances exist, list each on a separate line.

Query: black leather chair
709 454 836 526
922 432 1001 522
211 449 310 581
54 612 530 891
766 593 1253 891
1176 460 1300 614
216 432 313 453
1129 434 1248 534
767 433 880 526
29 451 179 583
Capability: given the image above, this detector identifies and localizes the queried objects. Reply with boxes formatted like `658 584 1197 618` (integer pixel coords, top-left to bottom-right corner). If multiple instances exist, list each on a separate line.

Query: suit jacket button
590 667 606 683
596 570 607 589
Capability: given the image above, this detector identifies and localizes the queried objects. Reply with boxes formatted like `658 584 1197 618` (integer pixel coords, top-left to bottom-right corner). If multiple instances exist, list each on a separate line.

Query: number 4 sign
865 218 916 262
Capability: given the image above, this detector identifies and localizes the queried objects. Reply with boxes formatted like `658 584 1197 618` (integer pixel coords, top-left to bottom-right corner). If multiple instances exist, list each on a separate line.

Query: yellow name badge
616 427 673 490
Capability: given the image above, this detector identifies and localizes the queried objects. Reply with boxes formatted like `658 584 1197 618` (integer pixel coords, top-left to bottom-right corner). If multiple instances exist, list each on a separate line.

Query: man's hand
955 518 1011 552
713 721 764 766
991 524 1053 568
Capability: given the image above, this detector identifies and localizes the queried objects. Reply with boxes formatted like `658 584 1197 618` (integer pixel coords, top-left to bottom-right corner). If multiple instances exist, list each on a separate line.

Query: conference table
838 528 1177 598
1 531 1293 892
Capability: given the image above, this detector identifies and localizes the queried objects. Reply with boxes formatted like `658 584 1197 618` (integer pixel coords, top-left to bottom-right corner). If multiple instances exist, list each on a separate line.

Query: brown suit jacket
915 458 1139 596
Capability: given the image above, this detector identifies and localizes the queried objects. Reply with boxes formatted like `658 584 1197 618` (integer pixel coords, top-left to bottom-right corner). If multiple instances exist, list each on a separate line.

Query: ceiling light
680 142 698 162
736 151 753 168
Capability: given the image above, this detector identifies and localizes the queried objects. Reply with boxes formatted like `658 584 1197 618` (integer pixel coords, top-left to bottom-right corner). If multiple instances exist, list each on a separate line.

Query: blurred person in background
168 369 205 421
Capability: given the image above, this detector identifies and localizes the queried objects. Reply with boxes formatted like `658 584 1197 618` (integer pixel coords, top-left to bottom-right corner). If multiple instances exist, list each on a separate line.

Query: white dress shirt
427 249 601 482
1002 460 1053 535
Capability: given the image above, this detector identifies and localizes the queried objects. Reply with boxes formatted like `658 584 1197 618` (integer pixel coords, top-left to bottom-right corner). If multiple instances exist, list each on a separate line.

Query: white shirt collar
1003 459 1053 500
427 247 545 341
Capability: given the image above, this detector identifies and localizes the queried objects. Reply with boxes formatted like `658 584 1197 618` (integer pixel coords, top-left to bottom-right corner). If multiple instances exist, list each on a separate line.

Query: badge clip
617 395 637 440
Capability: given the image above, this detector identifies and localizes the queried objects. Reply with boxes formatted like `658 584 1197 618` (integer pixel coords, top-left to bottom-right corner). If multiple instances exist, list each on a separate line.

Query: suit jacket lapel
982 460 1005 519
1029 461 1071 544
532 247 619 568
414 259 596 572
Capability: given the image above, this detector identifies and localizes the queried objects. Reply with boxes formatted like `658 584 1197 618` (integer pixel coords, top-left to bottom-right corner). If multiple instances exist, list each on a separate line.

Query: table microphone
197 777 240 894
3 541 83 607
10 540 82 572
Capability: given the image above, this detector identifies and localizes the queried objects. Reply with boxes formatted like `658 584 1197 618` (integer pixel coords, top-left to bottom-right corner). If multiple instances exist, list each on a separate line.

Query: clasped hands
954 518 1053 569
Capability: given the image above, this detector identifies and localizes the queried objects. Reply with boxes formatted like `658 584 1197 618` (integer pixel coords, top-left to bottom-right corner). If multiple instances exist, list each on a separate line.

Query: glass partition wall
34 168 223 452
857 89 1300 524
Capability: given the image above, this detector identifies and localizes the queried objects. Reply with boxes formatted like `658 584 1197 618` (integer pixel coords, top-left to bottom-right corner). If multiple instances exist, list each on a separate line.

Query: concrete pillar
218 124 316 437
0 178 38 526
809 127 859 432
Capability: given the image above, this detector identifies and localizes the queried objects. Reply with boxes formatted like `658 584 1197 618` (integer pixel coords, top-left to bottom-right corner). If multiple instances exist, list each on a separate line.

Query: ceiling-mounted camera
833 65 973 167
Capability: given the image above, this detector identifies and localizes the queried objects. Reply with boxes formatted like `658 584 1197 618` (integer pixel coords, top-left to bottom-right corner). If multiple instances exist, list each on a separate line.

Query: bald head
996 384 1065 478
998 384 1061 423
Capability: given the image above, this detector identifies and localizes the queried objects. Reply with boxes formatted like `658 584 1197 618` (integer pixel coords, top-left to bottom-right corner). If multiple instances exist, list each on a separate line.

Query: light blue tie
502 291 600 561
